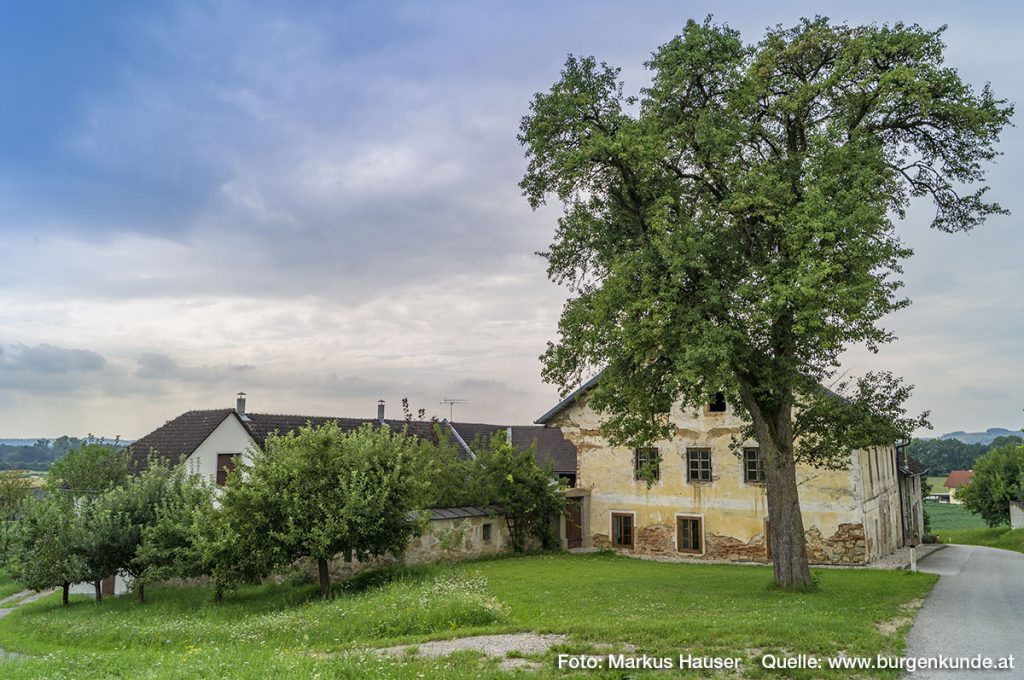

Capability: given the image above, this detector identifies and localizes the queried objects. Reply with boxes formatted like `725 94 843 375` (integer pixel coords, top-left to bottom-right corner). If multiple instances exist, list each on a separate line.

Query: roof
945 470 974 488
535 374 602 425
509 426 576 474
127 409 577 475
425 505 503 521
896 450 928 477
126 409 236 471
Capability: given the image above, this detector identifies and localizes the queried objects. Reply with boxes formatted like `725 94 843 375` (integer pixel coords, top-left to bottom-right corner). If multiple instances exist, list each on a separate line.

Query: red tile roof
944 470 974 488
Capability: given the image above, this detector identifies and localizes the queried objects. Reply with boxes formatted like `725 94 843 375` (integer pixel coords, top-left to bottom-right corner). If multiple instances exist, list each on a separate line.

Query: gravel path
378 632 568 659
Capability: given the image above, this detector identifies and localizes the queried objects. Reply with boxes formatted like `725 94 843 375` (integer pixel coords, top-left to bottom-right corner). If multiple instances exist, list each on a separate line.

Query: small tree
434 520 471 576
0 470 33 566
89 456 191 603
237 422 427 598
476 434 566 552
48 442 130 496
12 495 88 605
959 441 1024 527
135 468 216 591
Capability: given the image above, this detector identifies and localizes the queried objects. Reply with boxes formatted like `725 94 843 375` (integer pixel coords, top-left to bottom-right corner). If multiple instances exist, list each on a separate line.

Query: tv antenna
440 398 468 421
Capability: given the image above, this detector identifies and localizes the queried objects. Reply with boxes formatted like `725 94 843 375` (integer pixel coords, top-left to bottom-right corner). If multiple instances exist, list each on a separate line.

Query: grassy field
925 476 947 493
937 527 1024 554
924 502 987 531
0 552 936 679
0 571 24 600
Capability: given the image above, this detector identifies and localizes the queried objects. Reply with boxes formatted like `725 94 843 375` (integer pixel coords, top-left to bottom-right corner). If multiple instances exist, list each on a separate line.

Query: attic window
709 392 727 412
216 453 238 486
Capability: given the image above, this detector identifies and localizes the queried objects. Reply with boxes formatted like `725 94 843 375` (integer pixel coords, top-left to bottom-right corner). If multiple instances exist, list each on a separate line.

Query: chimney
377 399 385 424
236 392 249 421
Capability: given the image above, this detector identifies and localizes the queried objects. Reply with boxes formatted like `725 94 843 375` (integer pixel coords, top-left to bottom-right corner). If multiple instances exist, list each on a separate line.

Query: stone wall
593 521 865 565
1011 501 1024 530
319 513 510 581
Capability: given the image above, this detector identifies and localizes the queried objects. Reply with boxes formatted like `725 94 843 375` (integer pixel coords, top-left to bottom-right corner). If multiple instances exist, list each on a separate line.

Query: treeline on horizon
907 434 1024 477
0 436 126 472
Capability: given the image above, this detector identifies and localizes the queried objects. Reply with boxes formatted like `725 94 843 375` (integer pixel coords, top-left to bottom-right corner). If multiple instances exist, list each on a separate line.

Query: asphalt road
904 545 1024 679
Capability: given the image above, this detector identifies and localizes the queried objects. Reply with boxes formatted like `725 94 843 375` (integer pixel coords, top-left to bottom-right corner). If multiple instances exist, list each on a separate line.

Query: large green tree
959 441 1024 527
519 17 1011 587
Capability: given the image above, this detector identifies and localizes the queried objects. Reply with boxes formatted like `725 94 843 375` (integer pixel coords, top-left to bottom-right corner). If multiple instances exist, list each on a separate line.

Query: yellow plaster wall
552 397 896 564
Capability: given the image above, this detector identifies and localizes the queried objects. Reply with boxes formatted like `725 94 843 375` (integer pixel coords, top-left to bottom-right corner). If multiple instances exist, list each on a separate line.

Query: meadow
0 552 936 679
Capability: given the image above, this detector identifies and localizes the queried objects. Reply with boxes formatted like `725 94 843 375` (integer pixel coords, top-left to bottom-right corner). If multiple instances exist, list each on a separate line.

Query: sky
0 0 1021 439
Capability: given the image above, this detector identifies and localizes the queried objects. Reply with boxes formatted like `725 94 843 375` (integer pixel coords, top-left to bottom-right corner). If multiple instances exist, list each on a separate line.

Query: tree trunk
137 583 145 604
94 579 102 604
62 582 70 606
317 558 330 599
741 386 814 590
214 585 223 605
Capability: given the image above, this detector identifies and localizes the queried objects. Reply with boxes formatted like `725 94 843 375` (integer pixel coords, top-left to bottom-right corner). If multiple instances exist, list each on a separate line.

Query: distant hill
938 428 1022 446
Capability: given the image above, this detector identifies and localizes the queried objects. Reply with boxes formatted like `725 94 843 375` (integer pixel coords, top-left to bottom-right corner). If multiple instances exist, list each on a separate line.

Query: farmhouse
126 393 577 487
943 470 974 505
537 378 927 564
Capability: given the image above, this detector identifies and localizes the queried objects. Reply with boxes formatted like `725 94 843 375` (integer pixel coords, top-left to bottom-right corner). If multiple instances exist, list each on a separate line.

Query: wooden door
566 498 583 549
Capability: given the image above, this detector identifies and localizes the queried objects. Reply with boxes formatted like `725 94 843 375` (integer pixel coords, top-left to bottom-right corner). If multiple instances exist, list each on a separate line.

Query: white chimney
377 399 385 423
236 392 249 420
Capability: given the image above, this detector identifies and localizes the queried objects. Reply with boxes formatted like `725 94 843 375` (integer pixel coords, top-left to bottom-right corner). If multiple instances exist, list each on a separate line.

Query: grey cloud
135 352 254 384
958 385 1011 401
0 343 106 373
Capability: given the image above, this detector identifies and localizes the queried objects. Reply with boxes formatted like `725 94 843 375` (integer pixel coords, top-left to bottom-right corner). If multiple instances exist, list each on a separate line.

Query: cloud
135 353 254 384
0 343 106 373
958 385 1011 401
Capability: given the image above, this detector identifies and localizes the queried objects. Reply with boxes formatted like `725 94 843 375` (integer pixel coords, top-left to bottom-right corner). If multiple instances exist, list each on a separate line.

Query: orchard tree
0 470 33 564
520 17 1011 588
48 442 130 497
476 434 566 552
12 495 88 606
239 422 428 598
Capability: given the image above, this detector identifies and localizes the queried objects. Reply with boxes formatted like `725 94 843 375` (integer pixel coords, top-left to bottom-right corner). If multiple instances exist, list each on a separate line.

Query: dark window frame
686 447 713 482
634 447 660 482
708 392 727 412
743 447 765 483
676 515 703 554
611 512 634 549
482 523 492 543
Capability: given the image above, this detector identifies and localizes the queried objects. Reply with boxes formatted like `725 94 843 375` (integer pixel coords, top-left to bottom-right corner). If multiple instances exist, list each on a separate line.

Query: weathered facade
541 385 913 565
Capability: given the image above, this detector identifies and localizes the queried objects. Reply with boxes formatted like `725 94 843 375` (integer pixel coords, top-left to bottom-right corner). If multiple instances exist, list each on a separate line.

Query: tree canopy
519 16 1011 587
224 421 429 598
959 440 1024 527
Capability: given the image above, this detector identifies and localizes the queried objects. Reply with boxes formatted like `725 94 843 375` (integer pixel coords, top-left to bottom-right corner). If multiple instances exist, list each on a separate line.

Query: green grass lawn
0 572 25 600
0 552 936 679
925 476 947 493
924 502 987 531
937 527 1024 554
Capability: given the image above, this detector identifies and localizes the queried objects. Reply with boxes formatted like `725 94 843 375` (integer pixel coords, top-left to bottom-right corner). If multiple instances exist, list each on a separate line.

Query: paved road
904 545 1024 678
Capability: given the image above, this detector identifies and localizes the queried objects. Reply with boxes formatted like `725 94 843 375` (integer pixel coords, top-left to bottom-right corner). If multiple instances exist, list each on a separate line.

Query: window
216 453 238 486
482 523 492 543
743 448 765 483
676 516 702 553
634 447 660 482
708 392 727 412
611 512 634 548
687 448 712 482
